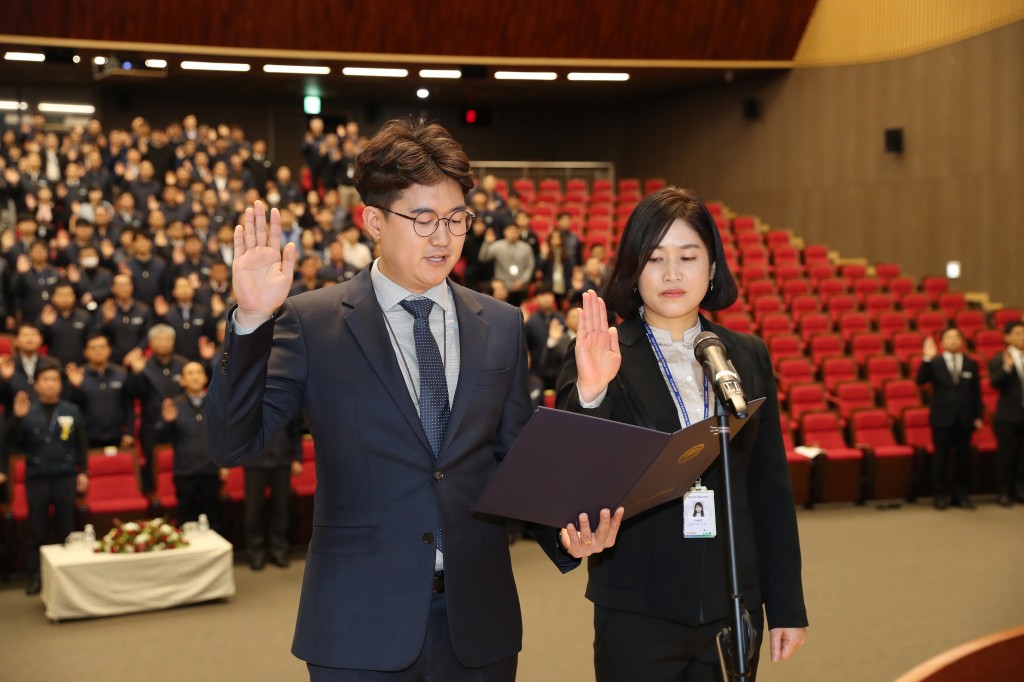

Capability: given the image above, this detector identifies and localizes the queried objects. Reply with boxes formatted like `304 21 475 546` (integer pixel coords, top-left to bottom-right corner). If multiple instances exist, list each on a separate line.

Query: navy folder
475 398 765 528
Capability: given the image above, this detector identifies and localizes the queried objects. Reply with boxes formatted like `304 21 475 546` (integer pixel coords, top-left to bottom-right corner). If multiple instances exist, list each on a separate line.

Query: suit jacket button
422 532 434 544
433 470 443 481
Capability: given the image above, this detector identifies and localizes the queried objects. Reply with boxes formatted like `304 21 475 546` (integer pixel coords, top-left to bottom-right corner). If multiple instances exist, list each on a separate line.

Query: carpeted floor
1 500 1022 681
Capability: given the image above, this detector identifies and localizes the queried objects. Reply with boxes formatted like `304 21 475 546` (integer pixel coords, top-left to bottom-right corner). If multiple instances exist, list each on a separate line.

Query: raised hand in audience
161 397 178 423
153 295 170 318
39 304 57 327
64 362 85 388
232 200 297 329
198 336 217 361
12 391 30 418
124 348 147 374
922 336 938 360
0 355 15 382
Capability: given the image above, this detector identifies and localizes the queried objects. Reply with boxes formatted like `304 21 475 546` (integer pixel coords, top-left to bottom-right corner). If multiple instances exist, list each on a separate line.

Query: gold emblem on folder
678 444 704 464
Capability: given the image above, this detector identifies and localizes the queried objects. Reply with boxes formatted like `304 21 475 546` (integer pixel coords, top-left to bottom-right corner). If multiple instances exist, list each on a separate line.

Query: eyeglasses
374 206 475 238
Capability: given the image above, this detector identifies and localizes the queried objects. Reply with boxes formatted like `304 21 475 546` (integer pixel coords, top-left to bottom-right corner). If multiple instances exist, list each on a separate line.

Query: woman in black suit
556 187 808 680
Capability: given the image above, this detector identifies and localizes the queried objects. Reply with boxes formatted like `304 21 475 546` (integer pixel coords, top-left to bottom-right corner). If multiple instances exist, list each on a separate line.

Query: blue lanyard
642 320 709 428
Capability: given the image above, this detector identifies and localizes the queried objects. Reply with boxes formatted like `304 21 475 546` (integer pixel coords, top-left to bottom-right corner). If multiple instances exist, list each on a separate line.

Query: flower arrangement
96 518 190 553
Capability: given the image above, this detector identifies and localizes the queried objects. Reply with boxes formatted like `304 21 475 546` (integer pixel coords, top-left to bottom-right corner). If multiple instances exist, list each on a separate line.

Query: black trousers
931 423 973 501
26 475 77 578
173 474 222 532
994 420 1024 497
139 425 159 493
594 604 764 682
306 593 518 681
243 466 291 559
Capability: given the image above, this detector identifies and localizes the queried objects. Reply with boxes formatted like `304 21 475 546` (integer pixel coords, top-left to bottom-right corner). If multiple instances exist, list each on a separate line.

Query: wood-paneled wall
1 0 816 62
623 21 1024 309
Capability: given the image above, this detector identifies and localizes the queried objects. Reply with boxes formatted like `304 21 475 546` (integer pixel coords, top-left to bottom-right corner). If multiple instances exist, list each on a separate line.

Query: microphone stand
713 396 750 680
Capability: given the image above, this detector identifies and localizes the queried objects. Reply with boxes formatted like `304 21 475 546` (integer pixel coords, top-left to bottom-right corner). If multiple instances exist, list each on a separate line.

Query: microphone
694 331 749 418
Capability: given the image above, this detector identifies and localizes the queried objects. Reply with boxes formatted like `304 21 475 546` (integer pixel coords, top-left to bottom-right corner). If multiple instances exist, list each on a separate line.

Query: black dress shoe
250 555 266 571
954 498 976 510
269 552 290 568
998 494 1014 507
26 579 41 595
934 497 950 510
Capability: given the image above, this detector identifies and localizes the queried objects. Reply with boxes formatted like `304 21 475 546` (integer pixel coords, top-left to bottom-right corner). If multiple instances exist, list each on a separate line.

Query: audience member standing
990 321 1024 506
99 274 153 363
479 224 535 306
916 329 982 509
244 417 303 570
65 333 136 449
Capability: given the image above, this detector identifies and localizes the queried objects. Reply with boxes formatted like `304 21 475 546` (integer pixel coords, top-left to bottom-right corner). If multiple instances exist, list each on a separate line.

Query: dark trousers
243 466 291 560
26 475 77 578
173 474 222 532
593 604 764 682
306 593 518 681
994 420 1024 497
139 426 159 493
931 423 973 501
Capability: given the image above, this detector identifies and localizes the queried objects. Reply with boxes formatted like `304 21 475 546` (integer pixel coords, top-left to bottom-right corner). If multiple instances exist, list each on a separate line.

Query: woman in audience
556 187 808 680
539 228 572 306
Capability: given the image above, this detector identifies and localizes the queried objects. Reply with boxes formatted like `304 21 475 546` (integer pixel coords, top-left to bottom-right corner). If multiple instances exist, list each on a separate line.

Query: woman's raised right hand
574 291 620 403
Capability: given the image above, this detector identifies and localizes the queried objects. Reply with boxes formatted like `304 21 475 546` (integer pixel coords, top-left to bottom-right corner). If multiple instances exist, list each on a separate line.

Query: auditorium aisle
1 502 1022 681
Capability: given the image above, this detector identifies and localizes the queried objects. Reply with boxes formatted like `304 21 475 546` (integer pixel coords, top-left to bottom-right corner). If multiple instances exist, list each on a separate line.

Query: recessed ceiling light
38 102 96 114
72 55 81 64
145 59 168 69
419 69 461 79
93 56 107 66
181 60 251 72
494 71 557 81
417 88 429 99
4 51 45 62
264 64 331 75
342 67 408 78
567 72 630 82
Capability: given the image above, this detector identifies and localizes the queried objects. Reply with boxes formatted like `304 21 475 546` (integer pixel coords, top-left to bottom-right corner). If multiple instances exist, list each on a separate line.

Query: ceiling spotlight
567 72 630 82
419 69 461 79
181 60 251 72
72 55 81 64
38 102 96 114
93 56 107 66
264 64 331 75
417 88 429 99
4 51 45 62
342 67 408 78
145 59 168 69
494 71 557 81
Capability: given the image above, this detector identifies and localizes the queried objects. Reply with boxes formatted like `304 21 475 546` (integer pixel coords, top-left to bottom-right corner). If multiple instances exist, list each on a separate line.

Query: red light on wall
464 108 478 124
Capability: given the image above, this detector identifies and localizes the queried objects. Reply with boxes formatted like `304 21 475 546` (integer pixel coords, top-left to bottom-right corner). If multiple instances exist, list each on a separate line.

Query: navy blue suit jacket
206 267 572 670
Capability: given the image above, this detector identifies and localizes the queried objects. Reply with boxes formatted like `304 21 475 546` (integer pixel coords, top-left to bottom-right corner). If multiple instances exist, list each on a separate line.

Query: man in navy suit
990 321 1024 506
206 119 620 680
916 328 983 509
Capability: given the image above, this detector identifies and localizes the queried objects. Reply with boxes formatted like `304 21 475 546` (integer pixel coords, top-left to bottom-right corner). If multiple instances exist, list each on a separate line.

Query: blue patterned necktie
399 298 450 457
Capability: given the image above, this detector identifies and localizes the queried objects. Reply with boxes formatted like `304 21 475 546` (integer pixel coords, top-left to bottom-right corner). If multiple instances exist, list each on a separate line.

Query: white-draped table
40 531 236 621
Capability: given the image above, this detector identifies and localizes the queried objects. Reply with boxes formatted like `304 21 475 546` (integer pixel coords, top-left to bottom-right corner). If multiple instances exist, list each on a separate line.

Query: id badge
683 484 716 538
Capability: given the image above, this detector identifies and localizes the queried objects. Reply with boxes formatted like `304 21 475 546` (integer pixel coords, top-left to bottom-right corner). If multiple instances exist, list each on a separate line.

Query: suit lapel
617 317 682 433
439 283 487 460
342 270 432 455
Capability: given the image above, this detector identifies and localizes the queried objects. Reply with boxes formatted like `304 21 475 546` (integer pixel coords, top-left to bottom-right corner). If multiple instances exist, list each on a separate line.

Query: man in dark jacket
8 357 89 594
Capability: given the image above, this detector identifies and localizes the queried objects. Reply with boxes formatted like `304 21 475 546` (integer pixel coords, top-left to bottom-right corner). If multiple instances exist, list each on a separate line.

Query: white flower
134 532 151 545
123 522 141 533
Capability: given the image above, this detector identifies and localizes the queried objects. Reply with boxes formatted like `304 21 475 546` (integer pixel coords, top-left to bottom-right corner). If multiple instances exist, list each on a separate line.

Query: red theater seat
865 354 903 392
821 357 860 392
82 453 149 516
850 408 916 500
834 381 875 420
882 380 923 420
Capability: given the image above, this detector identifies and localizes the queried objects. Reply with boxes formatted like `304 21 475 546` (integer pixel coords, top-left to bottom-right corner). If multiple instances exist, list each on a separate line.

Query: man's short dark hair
35 356 64 379
85 331 111 346
354 118 474 210
1005 320 1024 335
16 212 36 224
603 187 738 320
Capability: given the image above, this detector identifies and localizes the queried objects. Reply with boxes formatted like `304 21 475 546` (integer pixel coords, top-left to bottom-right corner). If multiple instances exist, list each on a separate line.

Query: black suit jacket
556 315 808 630
990 353 1024 424
916 355 982 428
206 268 574 670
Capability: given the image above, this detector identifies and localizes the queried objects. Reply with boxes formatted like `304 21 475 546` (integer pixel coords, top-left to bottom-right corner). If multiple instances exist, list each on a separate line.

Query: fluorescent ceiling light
494 71 557 81
181 60 250 72
38 102 96 114
264 64 331 75
144 59 168 69
419 69 461 79
0 101 28 110
342 67 408 78
5 51 45 62
567 72 630 82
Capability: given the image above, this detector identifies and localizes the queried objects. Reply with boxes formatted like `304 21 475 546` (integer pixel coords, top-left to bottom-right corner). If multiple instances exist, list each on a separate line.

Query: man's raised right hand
233 200 297 329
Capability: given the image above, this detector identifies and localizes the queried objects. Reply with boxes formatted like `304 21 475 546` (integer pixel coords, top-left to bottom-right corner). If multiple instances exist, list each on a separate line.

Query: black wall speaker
742 98 761 121
885 128 904 153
